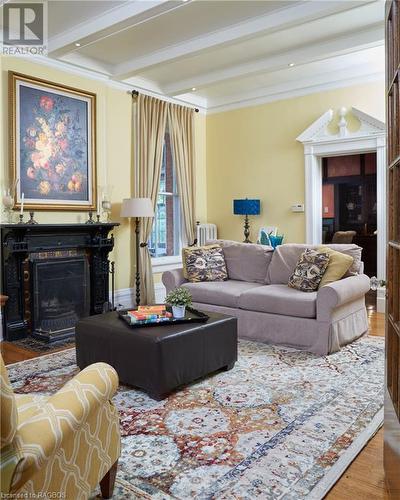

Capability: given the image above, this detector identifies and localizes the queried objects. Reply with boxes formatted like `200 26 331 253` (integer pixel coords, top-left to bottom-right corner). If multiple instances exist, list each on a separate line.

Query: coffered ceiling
2 0 386 112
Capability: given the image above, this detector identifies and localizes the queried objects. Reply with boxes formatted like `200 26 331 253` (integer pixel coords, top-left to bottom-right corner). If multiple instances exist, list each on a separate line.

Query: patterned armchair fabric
0 355 121 499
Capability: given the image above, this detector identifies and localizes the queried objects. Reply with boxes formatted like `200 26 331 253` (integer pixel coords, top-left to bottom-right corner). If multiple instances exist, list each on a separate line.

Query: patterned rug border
305 408 383 499
6 347 76 367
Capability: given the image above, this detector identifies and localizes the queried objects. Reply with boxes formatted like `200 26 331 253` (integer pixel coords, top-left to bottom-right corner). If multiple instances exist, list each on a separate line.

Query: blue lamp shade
233 199 261 216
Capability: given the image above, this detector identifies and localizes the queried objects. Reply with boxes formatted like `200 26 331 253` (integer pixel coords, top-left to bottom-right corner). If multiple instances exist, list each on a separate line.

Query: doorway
322 152 377 277
296 106 386 282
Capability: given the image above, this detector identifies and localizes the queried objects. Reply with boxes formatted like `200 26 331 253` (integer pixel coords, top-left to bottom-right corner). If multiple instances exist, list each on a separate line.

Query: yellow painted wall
0 57 207 291
0 56 133 289
206 81 385 244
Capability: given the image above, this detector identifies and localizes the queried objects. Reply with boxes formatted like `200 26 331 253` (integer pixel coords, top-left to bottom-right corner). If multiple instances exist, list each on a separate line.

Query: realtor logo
2 2 47 55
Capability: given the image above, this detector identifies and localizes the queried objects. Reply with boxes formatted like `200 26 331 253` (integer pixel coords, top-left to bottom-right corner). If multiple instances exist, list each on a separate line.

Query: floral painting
10 72 96 210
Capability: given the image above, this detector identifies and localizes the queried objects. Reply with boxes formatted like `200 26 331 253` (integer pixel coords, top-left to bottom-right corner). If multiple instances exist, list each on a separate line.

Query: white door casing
297 107 386 280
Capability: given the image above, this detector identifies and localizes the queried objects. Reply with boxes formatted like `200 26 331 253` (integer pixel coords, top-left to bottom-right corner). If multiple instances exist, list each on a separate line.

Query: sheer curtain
134 94 168 304
168 104 197 246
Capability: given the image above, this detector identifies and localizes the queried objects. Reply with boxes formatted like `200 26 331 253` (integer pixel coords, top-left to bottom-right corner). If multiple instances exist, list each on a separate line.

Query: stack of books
126 305 173 325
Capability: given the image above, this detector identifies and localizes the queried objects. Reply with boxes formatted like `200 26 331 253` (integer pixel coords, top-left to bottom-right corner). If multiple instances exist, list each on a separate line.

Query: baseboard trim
377 286 386 314
111 283 166 309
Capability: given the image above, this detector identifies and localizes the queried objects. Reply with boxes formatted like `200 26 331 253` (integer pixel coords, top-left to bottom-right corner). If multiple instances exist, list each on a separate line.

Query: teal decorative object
269 234 284 249
260 230 271 246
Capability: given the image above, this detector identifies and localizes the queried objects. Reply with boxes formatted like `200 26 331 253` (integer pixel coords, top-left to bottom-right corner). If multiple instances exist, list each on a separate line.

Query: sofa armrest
162 268 187 293
11 363 119 489
317 274 370 321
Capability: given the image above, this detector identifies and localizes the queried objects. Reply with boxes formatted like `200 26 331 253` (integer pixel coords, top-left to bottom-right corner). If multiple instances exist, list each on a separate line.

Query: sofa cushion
266 243 362 284
238 284 317 318
317 246 354 288
326 244 362 276
182 280 264 308
207 239 273 284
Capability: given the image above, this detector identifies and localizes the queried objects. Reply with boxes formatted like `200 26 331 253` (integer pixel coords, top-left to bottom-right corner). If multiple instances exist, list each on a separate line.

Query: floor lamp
121 198 154 308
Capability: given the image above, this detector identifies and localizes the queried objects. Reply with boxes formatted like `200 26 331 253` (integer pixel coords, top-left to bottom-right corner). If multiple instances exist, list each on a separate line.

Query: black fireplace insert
1 223 118 342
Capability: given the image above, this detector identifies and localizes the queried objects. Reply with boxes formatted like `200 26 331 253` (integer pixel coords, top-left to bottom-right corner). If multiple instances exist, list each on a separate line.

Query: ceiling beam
163 23 384 96
48 0 186 58
112 0 374 79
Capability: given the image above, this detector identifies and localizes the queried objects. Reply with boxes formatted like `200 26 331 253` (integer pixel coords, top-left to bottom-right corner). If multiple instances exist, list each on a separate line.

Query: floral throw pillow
288 248 330 292
185 246 228 282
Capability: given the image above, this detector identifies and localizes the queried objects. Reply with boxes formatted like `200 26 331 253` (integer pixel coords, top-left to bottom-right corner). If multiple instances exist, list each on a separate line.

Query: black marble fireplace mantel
1 222 119 342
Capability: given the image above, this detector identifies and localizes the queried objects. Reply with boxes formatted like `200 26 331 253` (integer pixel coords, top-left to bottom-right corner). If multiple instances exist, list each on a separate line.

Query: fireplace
1 223 118 342
31 252 90 341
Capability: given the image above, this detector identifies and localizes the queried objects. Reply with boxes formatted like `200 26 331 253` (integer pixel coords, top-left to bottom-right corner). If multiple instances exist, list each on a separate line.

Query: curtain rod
129 89 199 113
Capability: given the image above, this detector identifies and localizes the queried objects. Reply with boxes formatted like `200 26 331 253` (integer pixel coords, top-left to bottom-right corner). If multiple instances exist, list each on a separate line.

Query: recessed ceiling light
288 63 295 67
191 87 196 91
75 43 81 47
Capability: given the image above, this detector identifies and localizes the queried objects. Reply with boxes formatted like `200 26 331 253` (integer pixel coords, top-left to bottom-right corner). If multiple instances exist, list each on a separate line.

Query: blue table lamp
233 198 261 243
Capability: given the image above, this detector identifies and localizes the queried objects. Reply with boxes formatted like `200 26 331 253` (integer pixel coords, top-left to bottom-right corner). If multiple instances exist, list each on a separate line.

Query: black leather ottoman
75 310 237 399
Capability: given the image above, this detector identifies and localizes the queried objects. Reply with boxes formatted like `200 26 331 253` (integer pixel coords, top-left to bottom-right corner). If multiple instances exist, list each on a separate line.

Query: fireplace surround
1 223 119 342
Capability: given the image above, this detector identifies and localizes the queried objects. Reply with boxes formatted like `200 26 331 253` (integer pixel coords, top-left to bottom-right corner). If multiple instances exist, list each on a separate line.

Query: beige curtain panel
168 104 197 246
134 94 168 304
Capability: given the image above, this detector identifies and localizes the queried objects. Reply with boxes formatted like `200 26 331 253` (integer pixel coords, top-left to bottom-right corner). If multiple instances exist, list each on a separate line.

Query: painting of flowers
10 72 96 210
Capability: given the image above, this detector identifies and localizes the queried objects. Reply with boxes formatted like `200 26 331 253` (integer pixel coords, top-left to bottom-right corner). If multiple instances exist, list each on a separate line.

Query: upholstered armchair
0 355 121 499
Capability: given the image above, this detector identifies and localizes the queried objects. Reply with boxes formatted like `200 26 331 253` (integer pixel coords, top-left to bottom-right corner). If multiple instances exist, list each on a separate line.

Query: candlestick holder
18 214 24 224
96 214 101 223
26 211 38 224
85 211 95 224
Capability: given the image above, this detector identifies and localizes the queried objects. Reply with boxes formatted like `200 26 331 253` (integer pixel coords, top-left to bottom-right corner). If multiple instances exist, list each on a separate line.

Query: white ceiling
3 0 386 112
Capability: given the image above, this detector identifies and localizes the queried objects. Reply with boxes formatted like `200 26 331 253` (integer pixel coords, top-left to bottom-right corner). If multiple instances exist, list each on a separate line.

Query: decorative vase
172 305 186 319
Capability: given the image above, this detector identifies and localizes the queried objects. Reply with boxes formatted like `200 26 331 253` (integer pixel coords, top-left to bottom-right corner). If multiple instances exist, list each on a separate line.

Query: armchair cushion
1 357 17 449
1 360 121 499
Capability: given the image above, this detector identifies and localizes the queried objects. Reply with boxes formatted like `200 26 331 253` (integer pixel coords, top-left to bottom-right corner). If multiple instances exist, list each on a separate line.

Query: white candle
97 191 101 216
20 193 24 214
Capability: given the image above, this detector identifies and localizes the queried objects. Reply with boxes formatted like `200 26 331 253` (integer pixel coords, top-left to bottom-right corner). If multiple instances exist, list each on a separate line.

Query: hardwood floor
327 308 388 500
0 307 388 499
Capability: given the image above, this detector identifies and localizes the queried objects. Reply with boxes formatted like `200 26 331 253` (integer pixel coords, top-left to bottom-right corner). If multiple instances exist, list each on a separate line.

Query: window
148 132 182 259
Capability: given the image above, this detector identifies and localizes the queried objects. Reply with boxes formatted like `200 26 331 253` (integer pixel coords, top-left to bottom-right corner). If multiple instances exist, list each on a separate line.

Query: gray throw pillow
288 249 330 292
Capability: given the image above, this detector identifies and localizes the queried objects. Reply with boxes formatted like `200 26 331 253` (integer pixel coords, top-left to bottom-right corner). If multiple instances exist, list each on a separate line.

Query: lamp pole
243 214 251 243
120 198 154 309
135 217 141 307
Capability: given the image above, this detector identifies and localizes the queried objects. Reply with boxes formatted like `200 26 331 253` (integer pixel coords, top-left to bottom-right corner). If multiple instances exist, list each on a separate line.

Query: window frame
150 132 186 272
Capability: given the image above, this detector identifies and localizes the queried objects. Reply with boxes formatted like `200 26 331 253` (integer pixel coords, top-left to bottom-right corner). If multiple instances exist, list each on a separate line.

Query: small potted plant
165 287 192 319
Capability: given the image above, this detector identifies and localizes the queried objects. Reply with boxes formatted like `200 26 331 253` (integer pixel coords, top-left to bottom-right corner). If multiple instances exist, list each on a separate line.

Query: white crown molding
3 52 383 115
206 71 384 115
5 54 208 113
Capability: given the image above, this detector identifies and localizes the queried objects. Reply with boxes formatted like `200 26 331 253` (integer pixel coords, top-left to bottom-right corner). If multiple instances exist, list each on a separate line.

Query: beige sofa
162 240 371 355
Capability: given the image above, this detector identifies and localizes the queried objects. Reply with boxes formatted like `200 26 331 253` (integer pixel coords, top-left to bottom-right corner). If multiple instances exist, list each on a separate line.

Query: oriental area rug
6 336 384 499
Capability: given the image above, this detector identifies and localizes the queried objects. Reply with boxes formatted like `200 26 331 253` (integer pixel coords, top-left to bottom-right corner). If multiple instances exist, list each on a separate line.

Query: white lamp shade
120 198 154 218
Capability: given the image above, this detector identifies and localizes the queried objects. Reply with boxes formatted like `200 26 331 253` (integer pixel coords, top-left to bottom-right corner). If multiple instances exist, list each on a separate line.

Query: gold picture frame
9 71 97 211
